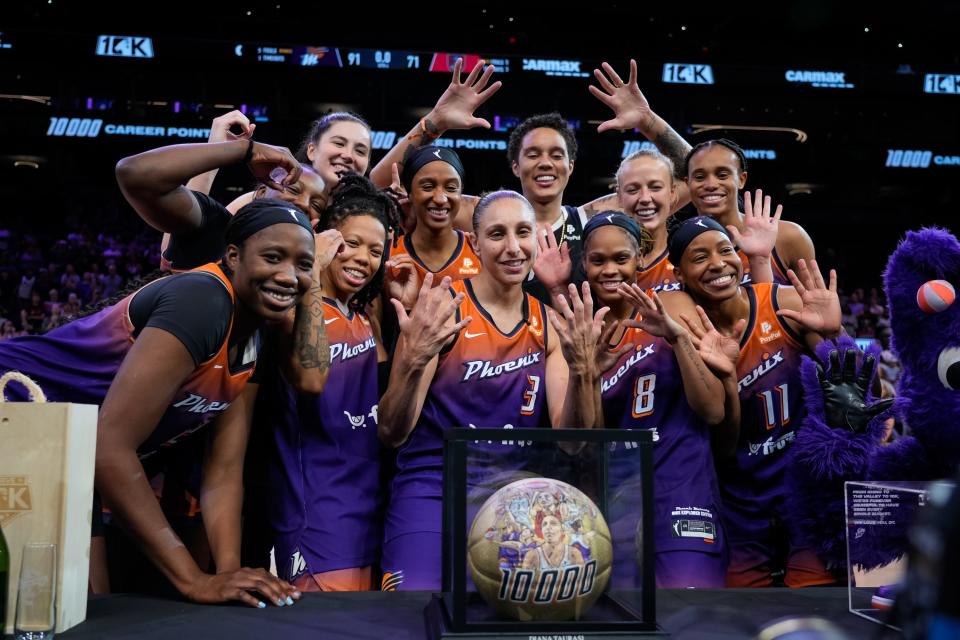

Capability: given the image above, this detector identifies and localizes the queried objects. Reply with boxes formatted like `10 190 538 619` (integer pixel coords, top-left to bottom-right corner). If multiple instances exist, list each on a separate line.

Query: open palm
778 259 841 335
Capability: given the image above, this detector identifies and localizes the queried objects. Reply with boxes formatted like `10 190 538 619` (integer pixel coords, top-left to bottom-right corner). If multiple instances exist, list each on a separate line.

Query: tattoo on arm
678 337 712 390
652 128 693 181
295 286 330 371
409 117 441 148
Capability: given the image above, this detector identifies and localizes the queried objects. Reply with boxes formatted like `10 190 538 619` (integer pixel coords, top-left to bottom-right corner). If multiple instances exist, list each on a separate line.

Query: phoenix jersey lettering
636 249 682 293
269 299 382 578
394 279 549 500
390 229 480 282
721 283 807 534
599 313 722 554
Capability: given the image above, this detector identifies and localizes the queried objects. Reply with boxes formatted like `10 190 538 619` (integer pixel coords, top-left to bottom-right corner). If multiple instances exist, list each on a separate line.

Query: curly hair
317 172 402 312
506 112 578 164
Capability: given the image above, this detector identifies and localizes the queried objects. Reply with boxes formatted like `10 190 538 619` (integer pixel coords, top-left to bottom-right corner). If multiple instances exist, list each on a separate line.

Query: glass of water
15 544 56 640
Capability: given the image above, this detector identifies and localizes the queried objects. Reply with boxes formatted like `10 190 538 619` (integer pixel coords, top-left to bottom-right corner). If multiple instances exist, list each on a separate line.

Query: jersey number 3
521 375 541 415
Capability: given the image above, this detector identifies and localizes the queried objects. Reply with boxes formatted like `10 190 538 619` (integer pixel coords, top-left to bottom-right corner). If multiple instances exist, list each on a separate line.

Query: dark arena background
0 1 957 328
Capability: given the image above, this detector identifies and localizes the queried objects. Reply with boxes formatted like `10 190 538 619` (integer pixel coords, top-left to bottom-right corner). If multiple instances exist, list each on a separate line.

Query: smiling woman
667 215 844 588
377 190 603 591
387 146 479 284
0 191 316 608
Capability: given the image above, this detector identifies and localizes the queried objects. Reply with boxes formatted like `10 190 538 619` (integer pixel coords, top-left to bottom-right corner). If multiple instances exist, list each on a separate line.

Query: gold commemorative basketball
467 477 612 621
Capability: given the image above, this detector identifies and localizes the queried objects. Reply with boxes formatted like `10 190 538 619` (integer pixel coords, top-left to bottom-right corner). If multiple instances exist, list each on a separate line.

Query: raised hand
246 141 301 191
392 273 472 366
384 253 421 310
679 305 744 378
185 567 299 608
383 162 413 231
208 110 256 144
778 259 842 337
618 283 686 343
726 189 781 260
532 225 571 296
313 229 344 273
589 59 655 133
547 282 611 376
817 348 894 434
595 316 635 375
428 58 503 132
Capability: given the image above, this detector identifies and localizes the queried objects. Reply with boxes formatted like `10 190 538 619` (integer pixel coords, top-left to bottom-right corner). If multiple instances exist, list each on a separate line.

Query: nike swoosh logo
324 317 338 325
464 331 486 339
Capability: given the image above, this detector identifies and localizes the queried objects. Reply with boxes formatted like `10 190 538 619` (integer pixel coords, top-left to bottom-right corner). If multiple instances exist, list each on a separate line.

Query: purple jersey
268 299 382 580
0 264 253 458
721 283 808 538
600 314 722 555
392 280 549 505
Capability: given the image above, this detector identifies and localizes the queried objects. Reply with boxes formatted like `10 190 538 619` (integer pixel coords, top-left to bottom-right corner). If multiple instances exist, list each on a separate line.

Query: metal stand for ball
425 428 667 639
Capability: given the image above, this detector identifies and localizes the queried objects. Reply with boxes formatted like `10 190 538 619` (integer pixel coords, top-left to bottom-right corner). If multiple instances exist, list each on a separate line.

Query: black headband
400 146 465 191
668 216 733 266
583 211 643 247
225 200 314 246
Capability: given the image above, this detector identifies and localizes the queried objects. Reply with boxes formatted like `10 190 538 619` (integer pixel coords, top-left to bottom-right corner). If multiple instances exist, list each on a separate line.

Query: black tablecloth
60 588 901 639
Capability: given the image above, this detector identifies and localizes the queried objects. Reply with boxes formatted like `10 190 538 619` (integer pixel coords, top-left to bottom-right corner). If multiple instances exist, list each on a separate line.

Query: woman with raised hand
377 191 603 591
666 215 841 587
192 109 373 215
590 60 807 285
384 146 480 283
579 212 740 587
369 56 501 217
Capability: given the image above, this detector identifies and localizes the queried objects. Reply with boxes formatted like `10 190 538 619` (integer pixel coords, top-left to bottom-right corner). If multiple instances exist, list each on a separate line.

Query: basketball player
377 191 605 591
0 192 317 607
522 514 585 571
266 174 405 592
668 216 842 587
368 59 621 304
193 111 373 214
581 212 740 587
386 146 480 283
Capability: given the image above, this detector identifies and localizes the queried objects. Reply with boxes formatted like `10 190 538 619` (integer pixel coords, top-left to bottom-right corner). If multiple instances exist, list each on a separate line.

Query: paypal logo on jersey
738 350 785 391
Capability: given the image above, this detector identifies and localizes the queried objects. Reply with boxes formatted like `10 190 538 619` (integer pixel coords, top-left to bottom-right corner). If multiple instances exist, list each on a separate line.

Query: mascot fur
787 227 960 571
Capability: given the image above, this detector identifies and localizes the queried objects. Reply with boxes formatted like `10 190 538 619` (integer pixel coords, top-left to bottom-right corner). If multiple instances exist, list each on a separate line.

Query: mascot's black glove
817 349 894 434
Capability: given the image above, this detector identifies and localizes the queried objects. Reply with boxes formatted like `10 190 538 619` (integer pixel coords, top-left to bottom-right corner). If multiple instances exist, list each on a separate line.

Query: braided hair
317 172 402 312
683 138 748 178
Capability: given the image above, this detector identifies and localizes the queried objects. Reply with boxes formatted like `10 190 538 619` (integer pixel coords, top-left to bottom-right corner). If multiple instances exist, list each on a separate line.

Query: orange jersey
390 229 480 282
722 282 808 525
395 279 549 491
637 248 682 293
736 247 790 286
